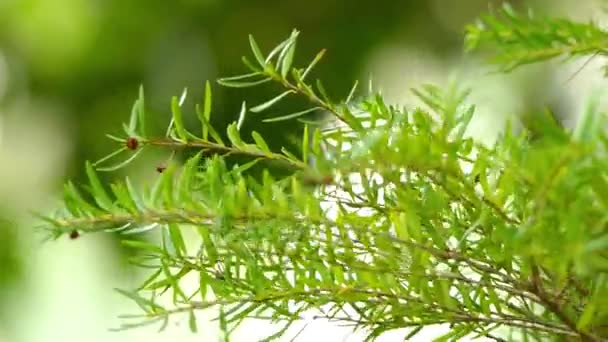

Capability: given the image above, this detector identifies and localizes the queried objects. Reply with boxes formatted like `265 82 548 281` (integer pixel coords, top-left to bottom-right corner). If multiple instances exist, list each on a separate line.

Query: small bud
126 137 139 150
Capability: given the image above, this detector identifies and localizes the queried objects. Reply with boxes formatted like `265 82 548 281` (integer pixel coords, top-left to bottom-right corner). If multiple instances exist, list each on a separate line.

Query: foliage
465 3 608 72
40 5 608 341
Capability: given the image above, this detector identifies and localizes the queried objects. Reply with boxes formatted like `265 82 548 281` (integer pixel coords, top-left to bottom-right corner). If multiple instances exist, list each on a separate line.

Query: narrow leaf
114 288 164 313
316 79 331 103
227 123 243 147
202 80 212 140
302 49 326 80
196 104 225 145
340 105 364 132
302 124 309 163
345 80 359 104
217 72 262 82
171 96 188 140
93 147 128 167
237 101 247 130
97 148 145 172
251 131 271 153
266 30 298 64
241 56 261 71
216 77 272 88
106 134 126 143
263 107 320 123
137 85 146 136
281 147 299 160
249 34 266 67
128 99 139 135
167 223 187 257
125 177 145 211
454 105 475 141
85 161 113 210
111 182 138 214
280 31 298 77
250 90 294 113
121 240 164 253
189 310 198 333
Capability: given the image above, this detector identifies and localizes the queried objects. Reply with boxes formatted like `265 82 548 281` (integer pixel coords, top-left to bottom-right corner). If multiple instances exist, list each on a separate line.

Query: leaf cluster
39 7 608 342
465 3 608 72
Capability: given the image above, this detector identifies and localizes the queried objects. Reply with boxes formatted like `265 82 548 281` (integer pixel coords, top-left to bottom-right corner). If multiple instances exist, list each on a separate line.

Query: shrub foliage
40 4 608 341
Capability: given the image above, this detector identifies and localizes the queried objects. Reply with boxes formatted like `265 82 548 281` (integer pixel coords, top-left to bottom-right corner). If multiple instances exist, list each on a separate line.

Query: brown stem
528 264 602 342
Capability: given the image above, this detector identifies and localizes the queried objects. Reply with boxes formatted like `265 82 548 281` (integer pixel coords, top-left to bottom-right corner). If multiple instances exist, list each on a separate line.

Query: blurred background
0 0 605 341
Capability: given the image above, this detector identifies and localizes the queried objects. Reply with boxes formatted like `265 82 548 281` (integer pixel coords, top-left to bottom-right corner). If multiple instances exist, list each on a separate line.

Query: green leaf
85 161 113 210
302 124 309 163
127 98 139 136
167 223 187 257
262 107 320 123
125 177 144 211
312 127 322 155
585 234 608 253
201 81 212 140
574 91 602 143
577 302 596 330
232 159 260 175
114 288 164 314
121 239 164 254
251 131 271 153
301 49 326 80
236 101 247 130
63 181 101 215
159 258 187 303
250 90 294 113
159 164 176 207
394 212 408 239
188 310 198 333
227 123 244 147
280 32 298 77
219 307 229 340
249 34 266 67
454 105 475 141
241 56 261 72
340 105 364 132
266 30 298 64
93 147 128 167
105 134 126 143
179 151 203 200
96 148 145 172
345 80 359 104
111 182 138 214
196 104 224 145
171 95 188 140
224 303 258 325
590 172 608 208
404 326 424 340
281 147 299 160
137 85 146 136
216 77 272 88
433 325 471 342
138 268 163 291
217 72 262 82
316 79 331 103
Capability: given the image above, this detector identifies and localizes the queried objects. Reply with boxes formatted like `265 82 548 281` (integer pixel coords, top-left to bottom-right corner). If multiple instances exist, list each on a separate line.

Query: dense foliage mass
40 5 608 341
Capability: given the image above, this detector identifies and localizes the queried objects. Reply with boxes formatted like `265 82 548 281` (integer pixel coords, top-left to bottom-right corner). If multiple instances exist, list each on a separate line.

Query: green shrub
40 4 608 341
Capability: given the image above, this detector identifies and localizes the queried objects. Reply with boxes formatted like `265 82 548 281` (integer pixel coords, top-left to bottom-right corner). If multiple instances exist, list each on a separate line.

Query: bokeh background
0 0 605 341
